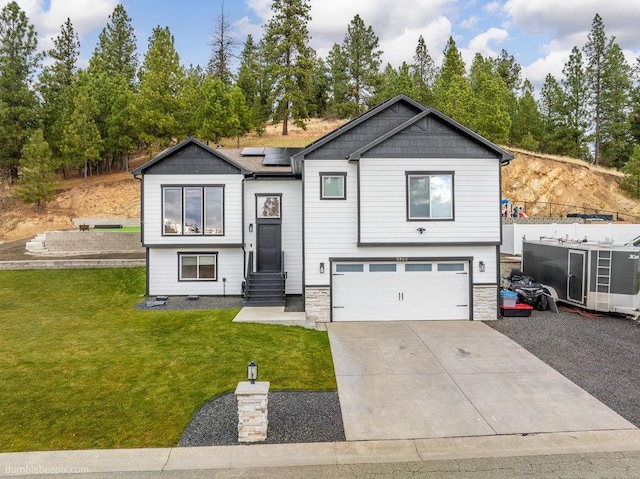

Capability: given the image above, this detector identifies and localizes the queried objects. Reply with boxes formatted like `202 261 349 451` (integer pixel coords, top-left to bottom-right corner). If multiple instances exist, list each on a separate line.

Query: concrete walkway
327 321 636 441
232 306 317 329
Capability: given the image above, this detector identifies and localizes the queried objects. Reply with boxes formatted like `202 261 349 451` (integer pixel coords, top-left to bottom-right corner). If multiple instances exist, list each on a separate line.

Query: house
132 94 513 324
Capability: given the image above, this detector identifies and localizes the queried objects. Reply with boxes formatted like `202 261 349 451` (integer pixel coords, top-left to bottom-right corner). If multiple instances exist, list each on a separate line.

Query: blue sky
6 0 640 91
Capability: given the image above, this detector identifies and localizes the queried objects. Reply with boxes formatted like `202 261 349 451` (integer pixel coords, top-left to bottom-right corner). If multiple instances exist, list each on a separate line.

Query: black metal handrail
246 250 254 279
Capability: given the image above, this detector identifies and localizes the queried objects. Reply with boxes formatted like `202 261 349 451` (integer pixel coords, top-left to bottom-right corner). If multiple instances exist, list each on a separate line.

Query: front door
567 250 586 303
257 223 281 272
255 194 282 273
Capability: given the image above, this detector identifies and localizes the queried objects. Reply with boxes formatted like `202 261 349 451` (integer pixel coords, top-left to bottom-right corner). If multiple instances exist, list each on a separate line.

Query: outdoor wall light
417 227 426 234
247 361 258 384
248 223 253 233
479 261 485 272
320 262 325 274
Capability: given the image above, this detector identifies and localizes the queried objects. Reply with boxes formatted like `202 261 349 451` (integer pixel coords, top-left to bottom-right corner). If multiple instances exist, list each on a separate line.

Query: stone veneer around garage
305 285 499 322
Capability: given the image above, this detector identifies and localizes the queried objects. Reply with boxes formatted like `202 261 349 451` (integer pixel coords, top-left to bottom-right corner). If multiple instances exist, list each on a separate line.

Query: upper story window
320 173 346 200
406 172 454 220
163 186 224 235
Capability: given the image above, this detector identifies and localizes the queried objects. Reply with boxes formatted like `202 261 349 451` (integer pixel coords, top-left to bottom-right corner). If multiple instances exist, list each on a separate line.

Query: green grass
90 226 140 232
0 268 336 452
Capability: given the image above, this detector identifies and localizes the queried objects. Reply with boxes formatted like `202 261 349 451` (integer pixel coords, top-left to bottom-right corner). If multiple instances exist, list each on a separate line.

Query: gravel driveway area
487 309 640 427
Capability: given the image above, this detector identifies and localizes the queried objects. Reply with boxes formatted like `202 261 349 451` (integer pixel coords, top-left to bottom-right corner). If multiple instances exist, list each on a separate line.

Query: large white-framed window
320 172 346 200
406 172 454 220
178 252 217 281
163 185 224 235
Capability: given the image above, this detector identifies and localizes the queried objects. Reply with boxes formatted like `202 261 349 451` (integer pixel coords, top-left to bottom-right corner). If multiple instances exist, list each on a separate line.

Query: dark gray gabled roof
346 108 514 163
132 137 251 175
291 95 426 173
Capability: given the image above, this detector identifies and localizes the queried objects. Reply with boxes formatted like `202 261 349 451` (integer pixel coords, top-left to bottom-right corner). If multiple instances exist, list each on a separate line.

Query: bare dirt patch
2 119 640 244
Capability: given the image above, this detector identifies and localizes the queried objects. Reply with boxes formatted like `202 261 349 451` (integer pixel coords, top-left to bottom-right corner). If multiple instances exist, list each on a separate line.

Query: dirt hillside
1 122 639 242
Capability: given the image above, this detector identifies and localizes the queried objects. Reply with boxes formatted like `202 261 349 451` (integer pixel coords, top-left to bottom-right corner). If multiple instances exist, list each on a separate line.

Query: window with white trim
407 173 453 220
179 253 217 281
320 173 346 199
163 186 224 235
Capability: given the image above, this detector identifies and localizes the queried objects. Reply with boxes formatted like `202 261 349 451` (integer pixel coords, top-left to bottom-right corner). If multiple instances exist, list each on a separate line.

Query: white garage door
331 261 470 321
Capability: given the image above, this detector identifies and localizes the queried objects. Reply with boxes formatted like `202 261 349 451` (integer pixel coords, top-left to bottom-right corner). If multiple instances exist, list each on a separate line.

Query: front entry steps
243 272 285 306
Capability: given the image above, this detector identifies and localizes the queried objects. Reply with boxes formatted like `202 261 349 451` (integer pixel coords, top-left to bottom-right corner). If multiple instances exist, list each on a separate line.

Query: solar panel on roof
261 147 303 166
240 147 265 156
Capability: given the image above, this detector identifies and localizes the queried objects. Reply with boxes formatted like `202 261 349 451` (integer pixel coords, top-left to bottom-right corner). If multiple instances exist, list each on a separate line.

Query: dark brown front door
257 222 281 272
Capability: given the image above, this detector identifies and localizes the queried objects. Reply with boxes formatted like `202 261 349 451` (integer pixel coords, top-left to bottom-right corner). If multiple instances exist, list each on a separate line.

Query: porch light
247 361 258 384
320 262 325 274
248 223 253 233
479 261 485 272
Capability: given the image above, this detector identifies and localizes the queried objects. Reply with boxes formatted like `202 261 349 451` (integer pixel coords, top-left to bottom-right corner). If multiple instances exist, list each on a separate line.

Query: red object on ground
500 303 534 317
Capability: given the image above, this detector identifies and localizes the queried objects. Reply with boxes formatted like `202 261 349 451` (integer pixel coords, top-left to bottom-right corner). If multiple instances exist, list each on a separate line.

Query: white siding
244 179 303 294
142 174 243 245
303 159 499 287
359 158 501 243
148 247 244 296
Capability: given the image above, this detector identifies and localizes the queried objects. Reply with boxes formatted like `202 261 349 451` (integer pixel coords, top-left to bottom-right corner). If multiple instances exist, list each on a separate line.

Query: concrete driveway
327 321 636 441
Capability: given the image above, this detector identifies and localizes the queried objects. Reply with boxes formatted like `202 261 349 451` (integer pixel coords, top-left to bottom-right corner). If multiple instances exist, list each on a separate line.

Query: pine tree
61 71 103 183
134 26 183 147
236 34 270 134
620 145 640 198
38 18 80 168
511 79 542 151
432 37 472 125
560 46 590 159
375 62 417 104
341 14 382 114
261 0 314 135
538 74 566 154
206 1 237 84
467 53 511 143
599 43 633 168
411 35 435 105
0 1 40 180
584 13 612 165
89 3 138 88
16 129 57 212
326 43 352 117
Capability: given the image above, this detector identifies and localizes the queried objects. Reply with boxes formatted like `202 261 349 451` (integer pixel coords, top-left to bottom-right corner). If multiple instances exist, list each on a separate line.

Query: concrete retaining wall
0 259 145 270
44 231 144 254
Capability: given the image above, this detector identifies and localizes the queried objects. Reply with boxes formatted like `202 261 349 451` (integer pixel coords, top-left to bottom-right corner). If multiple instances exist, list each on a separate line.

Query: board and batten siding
142 174 244 245
244 179 303 294
359 158 500 243
148 247 244 296
303 159 499 287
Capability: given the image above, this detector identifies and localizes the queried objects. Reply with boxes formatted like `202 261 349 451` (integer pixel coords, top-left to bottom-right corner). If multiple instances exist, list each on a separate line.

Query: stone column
235 381 270 443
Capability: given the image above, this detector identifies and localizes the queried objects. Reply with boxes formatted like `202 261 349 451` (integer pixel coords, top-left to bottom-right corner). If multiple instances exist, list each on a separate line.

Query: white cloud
0 0 116 61
461 16 478 29
461 27 509 65
379 17 452 68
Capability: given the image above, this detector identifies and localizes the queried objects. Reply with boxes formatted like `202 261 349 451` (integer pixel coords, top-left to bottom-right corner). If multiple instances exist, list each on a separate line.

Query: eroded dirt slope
2 130 640 242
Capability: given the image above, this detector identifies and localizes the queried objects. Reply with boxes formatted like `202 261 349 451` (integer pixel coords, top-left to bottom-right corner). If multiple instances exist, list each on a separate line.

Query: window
179 253 217 280
336 264 363 272
256 195 281 218
369 264 396 272
163 186 224 235
437 263 465 272
405 263 433 272
320 173 346 199
406 172 453 220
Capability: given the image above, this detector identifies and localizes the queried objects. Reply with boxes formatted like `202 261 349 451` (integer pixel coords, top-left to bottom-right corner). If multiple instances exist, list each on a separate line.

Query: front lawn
0 268 336 452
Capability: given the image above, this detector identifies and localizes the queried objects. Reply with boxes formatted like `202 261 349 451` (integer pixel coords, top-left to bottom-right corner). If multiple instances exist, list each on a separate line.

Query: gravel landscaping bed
135 294 305 312
179 391 345 446
487 309 640 427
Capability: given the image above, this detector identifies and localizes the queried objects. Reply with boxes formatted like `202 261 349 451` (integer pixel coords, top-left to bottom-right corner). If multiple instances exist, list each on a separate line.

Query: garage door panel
332 261 470 321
